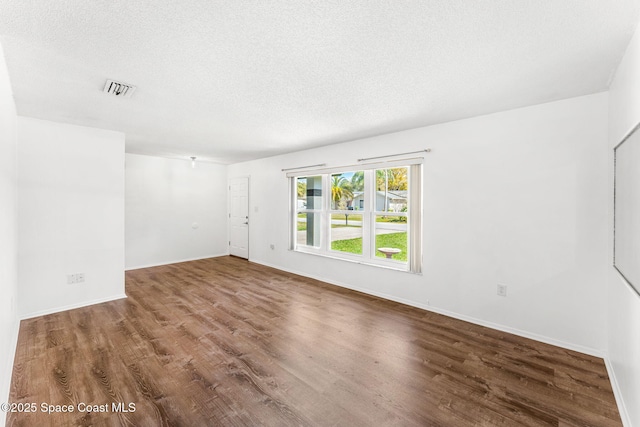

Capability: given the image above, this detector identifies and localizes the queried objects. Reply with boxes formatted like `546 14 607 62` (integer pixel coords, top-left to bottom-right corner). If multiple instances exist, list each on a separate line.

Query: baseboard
420 303 603 357
251 259 604 358
604 356 631 427
20 293 128 320
125 253 229 271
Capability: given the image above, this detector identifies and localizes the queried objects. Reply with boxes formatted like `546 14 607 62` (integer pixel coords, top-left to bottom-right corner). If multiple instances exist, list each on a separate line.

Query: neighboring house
351 191 407 212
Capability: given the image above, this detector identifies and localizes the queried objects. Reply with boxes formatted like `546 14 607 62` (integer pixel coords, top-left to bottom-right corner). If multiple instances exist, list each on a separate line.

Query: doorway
228 177 249 259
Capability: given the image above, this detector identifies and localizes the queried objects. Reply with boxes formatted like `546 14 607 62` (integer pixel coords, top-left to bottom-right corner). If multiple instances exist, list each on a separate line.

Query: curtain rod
357 149 431 162
281 163 327 172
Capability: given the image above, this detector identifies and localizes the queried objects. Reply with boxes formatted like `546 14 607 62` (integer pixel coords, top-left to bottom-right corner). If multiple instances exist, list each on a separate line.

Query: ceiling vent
103 79 136 98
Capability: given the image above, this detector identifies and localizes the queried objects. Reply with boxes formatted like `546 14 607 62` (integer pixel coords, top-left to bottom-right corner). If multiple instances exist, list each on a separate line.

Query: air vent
103 79 136 98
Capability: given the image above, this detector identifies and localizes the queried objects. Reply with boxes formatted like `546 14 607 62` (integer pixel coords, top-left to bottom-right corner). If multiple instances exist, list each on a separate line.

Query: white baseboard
251 258 604 358
604 356 631 427
424 303 603 357
125 253 229 271
20 293 128 320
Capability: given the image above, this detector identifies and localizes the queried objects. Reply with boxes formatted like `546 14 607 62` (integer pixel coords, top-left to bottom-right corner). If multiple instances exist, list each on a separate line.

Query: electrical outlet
76 273 85 283
497 284 507 297
270 244 275 250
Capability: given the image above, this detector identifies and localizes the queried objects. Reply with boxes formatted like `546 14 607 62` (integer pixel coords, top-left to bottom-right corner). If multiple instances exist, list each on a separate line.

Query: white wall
607 22 640 427
229 92 609 355
0 41 19 427
125 154 228 269
17 117 126 318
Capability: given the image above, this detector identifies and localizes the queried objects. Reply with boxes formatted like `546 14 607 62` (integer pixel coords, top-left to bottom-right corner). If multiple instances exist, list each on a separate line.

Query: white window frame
288 159 422 273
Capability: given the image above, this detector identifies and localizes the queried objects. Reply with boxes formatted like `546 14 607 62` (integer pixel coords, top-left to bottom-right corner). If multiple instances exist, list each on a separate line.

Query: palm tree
350 171 364 192
332 175 354 224
331 175 353 209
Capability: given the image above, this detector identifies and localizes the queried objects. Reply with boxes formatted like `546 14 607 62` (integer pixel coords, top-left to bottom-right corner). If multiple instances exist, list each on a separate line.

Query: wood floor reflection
7 256 622 426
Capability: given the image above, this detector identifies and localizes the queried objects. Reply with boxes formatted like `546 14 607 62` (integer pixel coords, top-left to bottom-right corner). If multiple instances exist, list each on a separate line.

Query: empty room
1 1 640 426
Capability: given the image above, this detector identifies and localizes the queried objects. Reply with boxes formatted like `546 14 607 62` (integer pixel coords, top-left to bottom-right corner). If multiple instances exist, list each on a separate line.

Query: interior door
229 177 249 259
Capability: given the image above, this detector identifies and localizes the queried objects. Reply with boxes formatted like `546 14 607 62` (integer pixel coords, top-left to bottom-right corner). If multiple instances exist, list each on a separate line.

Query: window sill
290 247 422 275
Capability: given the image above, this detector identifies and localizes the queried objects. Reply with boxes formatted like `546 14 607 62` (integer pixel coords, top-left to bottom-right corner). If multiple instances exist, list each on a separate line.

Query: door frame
228 175 250 259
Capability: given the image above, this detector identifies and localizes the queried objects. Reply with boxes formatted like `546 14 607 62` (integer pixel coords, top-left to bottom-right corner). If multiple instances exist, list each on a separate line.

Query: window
289 160 422 273
295 176 322 248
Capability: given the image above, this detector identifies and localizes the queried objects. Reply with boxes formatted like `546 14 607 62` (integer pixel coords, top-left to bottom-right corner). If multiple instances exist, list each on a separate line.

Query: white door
229 177 249 259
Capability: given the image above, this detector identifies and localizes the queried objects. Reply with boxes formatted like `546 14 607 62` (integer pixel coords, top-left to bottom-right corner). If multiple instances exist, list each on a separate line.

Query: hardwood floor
7 256 621 426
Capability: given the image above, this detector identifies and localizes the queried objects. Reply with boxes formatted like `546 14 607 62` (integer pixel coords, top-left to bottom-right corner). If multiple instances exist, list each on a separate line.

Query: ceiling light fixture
190 156 197 169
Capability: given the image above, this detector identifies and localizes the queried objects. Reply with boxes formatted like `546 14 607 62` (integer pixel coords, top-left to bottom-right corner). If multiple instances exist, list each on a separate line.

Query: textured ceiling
0 1 639 164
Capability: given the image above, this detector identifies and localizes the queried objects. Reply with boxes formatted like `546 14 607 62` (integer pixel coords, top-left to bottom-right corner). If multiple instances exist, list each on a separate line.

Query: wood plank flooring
6 256 622 426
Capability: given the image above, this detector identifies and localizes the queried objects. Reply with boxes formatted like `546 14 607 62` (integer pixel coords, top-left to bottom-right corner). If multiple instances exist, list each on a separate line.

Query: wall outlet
270 244 275 250
67 273 85 284
497 283 507 297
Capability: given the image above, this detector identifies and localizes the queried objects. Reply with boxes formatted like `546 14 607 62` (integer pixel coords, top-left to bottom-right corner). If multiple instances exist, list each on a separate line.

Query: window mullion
362 170 373 260
290 177 296 250
321 174 330 252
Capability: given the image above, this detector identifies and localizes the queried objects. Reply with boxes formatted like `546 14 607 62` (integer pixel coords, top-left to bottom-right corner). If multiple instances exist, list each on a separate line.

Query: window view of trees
377 168 407 191
295 168 411 263
375 167 408 214
330 172 362 254
350 171 364 192
297 180 306 200
331 175 353 210
372 167 408 259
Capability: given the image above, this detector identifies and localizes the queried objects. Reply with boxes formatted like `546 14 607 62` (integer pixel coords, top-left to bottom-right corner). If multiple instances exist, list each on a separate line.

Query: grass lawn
331 232 407 261
376 216 406 223
330 213 362 222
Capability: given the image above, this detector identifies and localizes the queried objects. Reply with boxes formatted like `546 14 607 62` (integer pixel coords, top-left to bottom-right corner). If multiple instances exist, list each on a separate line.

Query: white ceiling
1 1 639 164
